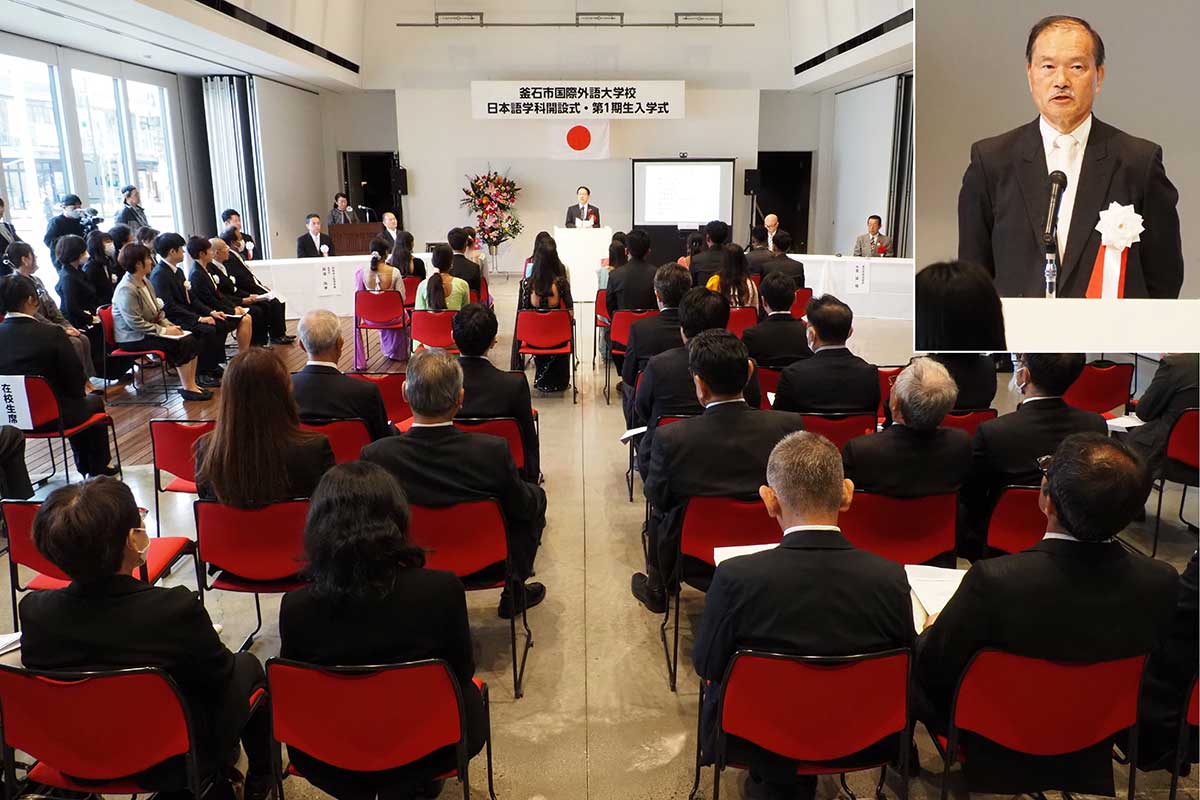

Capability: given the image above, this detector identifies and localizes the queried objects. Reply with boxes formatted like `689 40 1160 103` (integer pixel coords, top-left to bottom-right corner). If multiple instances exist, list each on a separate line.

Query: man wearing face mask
43 194 86 272
772 294 879 414
958 353 1107 560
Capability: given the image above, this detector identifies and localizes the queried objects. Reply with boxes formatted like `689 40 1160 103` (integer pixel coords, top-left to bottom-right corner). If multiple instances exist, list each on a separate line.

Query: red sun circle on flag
566 125 592 151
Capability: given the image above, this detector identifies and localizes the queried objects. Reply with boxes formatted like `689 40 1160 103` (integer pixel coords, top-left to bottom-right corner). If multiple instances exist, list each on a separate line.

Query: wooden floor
23 317 406 478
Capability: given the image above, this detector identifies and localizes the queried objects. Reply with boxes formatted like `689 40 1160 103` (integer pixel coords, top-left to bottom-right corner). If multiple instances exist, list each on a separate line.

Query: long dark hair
85 230 113 268
608 241 628 269
529 230 552 261
530 243 561 298
303 461 425 600
716 244 752 306
426 244 453 310
686 232 706 258
368 236 389 273
390 230 416 276
108 224 133 254
915 260 1006 351
2 242 33 276
195 349 320 508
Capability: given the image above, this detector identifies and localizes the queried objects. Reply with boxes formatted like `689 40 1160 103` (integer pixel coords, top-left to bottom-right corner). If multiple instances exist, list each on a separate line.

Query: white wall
252 78 324 258
832 77 897 254
757 90 821 151
788 0 913 90
320 91 399 201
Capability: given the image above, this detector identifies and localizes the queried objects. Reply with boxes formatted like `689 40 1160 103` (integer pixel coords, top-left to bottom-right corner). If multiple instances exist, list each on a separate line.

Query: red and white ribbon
1086 202 1143 299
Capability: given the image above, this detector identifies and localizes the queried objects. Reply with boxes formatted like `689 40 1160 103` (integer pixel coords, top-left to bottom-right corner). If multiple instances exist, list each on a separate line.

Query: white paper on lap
905 564 967 619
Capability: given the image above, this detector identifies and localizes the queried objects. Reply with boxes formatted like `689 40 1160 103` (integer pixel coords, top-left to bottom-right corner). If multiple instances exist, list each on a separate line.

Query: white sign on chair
0 376 32 429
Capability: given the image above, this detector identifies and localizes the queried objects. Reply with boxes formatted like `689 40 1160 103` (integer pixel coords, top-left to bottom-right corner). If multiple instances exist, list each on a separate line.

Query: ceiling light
435 12 483 26
674 12 723 26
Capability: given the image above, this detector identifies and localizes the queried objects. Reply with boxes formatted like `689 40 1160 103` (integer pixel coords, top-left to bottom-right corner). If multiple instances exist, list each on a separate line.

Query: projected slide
633 159 734 229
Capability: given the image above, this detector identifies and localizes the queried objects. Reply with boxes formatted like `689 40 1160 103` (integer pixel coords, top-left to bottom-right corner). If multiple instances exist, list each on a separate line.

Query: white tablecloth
246 254 433 318
1001 298 1200 352
795 254 914 321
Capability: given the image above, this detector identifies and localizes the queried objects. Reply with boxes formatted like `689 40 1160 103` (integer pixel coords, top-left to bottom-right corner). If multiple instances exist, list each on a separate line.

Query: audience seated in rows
745 225 773 276
705 244 759 309
150 232 231 388
453 303 541 481
619 264 692 423
186 236 254 354
773 294 879 413
929 352 998 410
631 329 804 613
207 238 269 346
759 230 804 287
362 349 547 619
447 227 481 294
915 260 1006 352
0 425 34 500
19 477 275 799
54 234 110 379
292 309 394 441
1123 352 1200 471
694 431 914 800
915 433 1179 795
279 461 485 800
688 220 730 286
218 226 293 344
741 271 812 368
82 229 121 308
515 248 574 394
355 236 410 366
605 228 657 322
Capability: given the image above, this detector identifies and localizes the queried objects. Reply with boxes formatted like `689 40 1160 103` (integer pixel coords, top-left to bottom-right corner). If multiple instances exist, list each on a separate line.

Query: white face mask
65 208 81 219
104 243 116 257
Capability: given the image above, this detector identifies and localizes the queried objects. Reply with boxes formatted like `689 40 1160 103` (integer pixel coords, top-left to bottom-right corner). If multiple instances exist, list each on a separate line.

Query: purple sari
354 269 410 370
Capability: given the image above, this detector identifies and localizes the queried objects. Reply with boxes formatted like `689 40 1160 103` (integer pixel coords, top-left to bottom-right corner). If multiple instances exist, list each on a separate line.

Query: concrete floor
2 275 1196 799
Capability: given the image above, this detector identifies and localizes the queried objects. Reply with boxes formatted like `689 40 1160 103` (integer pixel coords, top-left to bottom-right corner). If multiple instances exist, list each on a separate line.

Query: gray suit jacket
853 232 894 257
112 273 169 343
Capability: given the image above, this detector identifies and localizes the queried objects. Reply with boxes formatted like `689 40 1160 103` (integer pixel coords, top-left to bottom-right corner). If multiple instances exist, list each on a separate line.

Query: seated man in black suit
605 228 658 321
0 276 115 478
149 232 228 388
185 236 254 353
1123 353 1200 472
362 349 547 618
688 220 731 286
760 230 804 287
741 271 812 368
20 477 275 799
915 434 1179 795
631 288 762 481
219 226 293 344
773 294 879 413
447 227 481 294
292 309 392 441
631 330 804 613
296 213 335 258
695 431 914 800
619 263 691 424
744 225 773 277
452 303 540 482
959 353 1107 559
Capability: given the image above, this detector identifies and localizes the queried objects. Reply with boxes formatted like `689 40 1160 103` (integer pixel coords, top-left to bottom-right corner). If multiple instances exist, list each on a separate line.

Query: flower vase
487 243 503 280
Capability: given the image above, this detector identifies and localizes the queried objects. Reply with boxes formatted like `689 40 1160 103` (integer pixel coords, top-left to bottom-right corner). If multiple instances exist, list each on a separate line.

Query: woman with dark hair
414 244 469 314
678 231 706 268
108 223 133 253
353 236 409 368
56 234 110 377
387 230 426 278
523 230 552 278
194 348 334 507
706 243 759 309
83 229 121 306
135 226 159 249
915 260 1007 352
279 461 486 799
513 243 574 393
463 225 485 267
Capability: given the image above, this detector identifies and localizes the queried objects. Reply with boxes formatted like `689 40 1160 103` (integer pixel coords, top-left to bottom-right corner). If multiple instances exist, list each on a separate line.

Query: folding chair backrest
953 650 1145 755
840 492 957 565
798 413 877 451
1166 408 1199 469
757 367 782 409
877 366 903 421
594 290 609 324
941 408 998 438
150 419 216 484
680 497 777 565
1 501 69 581
657 415 692 428
721 649 909 762
726 306 758 339
300 419 371 464
347 373 411 424
402 276 421 306
790 287 814 319
610 309 656 347
409 500 508 577
515 309 572 349
410 310 458 349
986 486 1046 555
1187 676 1199 728
22 376 61 430
0 665 191 781
97 305 117 346
454 417 524 470
355 290 407 324
1063 361 1134 415
194 500 310 581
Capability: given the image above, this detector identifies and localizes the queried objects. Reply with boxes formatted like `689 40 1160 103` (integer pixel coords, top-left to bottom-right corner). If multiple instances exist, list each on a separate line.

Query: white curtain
201 76 265 255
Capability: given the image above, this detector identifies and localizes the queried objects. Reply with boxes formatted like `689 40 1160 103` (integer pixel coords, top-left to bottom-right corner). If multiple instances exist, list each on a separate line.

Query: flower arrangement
461 169 524 248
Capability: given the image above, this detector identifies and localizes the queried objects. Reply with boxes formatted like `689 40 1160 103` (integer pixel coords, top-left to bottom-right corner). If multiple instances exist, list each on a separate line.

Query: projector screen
632 159 735 229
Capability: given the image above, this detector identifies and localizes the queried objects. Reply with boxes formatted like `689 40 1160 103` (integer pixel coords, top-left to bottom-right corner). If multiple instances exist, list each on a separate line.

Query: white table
555 226 612 301
1001 299 1200 352
794 254 914 321
246 254 433 319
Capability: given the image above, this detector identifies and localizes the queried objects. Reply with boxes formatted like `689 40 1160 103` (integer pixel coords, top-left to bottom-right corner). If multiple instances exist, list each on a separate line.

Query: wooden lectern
329 223 383 256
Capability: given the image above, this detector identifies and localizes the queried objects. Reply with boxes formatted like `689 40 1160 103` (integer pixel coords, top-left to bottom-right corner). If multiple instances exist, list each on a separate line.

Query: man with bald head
763 213 779 251
957 15 1182 299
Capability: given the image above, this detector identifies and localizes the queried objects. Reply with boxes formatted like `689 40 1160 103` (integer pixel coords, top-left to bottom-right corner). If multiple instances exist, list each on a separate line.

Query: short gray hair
297 309 341 355
766 431 844 515
405 348 463 416
893 357 958 431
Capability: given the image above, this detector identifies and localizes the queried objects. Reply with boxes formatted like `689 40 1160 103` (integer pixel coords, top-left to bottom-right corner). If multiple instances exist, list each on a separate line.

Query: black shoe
498 582 546 619
179 388 213 402
270 335 295 345
89 464 121 478
198 373 222 388
631 572 667 614
244 775 275 800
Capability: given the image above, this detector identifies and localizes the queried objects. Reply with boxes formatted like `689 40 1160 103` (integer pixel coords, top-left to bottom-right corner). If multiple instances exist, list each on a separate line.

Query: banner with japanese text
471 81 685 120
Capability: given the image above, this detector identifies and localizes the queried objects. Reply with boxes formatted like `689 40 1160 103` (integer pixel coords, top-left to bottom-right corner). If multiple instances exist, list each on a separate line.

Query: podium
329 223 384 256
554 225 612 302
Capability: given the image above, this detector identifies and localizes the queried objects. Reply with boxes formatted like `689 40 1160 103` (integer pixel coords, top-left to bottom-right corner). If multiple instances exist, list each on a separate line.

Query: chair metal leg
689 682 705 800
939 740 954 800
1179 484 1198 533
839 772 858 800
659 593 674 691
626 442 636 502
509 607 520 699
482 682 497 800
1127 720 1139 800
238 593 264 651
604 353 611 404
108 419 123 481
9 564 19 632
1153 476 1166 558
670 587 682 692
59 432 72 484
874 766 887 800
711 762 721 800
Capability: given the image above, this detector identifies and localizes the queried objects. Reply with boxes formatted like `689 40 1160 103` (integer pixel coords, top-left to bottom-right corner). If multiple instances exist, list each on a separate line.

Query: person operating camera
43 194 86 273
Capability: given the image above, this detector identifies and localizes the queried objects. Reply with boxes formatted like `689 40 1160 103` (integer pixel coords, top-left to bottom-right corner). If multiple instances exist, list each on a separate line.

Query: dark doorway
755 151 813 253
342 151 402 227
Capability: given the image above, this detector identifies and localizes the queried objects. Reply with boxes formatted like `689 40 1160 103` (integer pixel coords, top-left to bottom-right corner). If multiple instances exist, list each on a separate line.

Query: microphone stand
1043 232 1058 299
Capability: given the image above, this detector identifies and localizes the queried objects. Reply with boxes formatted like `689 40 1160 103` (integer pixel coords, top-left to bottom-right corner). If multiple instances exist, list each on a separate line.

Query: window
72 68 128 221
126 80 176 232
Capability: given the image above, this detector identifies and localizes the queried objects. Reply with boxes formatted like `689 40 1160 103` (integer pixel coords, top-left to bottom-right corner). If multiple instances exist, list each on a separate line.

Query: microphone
1043 170 1068 298
356 205 372 210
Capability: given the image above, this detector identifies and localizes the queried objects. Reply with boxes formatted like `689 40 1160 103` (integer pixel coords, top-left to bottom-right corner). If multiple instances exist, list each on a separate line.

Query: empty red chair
354 290 408 363
149 419 216 535
985 486 1046 555
1063 360 1134 417
16 376 122 484
401 276 421 309
515 309 577 404
941 408 998 438
757 367 782 409
409 500 533 698
935 651 1147 800
193 499 310 650
347 372 411 425
840 492 957 565
726 306 759 339
300 418 372 464
798 413 877 451
98 304 171 405
689 649 912 800
2 500 195 630
877 366 904 425
409 309 458 352
454 417 524 471
266 658 496 800
1146 408 1200 558
605 309 657 403
790 287 814 319
593 288 610 368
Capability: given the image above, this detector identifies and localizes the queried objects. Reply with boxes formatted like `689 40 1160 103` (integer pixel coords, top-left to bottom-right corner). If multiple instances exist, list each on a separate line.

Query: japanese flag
550 121 610 159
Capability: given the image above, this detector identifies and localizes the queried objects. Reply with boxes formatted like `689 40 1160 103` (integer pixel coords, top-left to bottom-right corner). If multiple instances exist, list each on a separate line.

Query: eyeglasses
1037 455 1054 476
132 506 149 537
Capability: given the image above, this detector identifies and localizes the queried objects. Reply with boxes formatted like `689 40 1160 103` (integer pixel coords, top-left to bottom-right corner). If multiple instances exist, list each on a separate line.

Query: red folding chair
757 367 782 409
726 306 759 339
300 418 371 464
16 376 121 484
98 304 171 405
663 497 779 691
0 664 237 800
469 275 490 306
941 408 998 438
985 486 1046 555
934 650 1147 800
266 658 496 800
409 309 458 352
877 366 904 426
790 287 814 319
840 492 957 565
690 649 912 800
454 417 525 472
193 499 310 651
515 309 577 404
347 372 412 425
798 412 877 451
409 500 533 698
402 276 421 310
627 412 693 503
1169 675 1199 800
1138 408 1200 558
593 288 610 368
149 419 216 536
2 500 195 630
355 290 408 363
605 309 657 404
1063 360 1134 417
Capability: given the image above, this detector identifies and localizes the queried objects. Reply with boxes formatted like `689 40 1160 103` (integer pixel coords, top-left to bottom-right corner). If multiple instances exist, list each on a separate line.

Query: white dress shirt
310 232 322 252
1040 114 1092 260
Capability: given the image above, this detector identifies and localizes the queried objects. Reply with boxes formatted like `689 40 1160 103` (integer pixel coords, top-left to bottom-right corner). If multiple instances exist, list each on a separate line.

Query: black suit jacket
458 356 540 480
688 246 724 286
83 257 120 307
745 247 773 276
149 262 200 326
292 364 392 442
620 308 681 386
605 258 657 319
222 254 270 296
43 215 84 269
958 117 1183 298
55 266 100 329
194 434 335 503
450 253 481 293
296 233 334 258
843 424 971 497
760 254 805 288
206 264 251 306
0 316 90 427
564 204 600 227
1125 354 1200 469
931 353 997 410
773 348 879 414
915 539 1179 793
742 313 812 368
188 263 237 315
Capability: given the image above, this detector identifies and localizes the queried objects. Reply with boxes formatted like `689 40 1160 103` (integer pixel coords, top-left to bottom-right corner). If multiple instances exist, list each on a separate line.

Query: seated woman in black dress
83 229 122 306
279 461 486 800
513 242 573 393
55 234 108 375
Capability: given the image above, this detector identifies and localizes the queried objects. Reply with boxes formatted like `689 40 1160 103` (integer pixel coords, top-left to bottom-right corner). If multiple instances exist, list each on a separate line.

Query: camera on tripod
78 208 104 235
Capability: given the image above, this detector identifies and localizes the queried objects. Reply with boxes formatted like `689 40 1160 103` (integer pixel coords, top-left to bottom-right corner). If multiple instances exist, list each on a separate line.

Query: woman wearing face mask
56 234 111 380
83 230 122 306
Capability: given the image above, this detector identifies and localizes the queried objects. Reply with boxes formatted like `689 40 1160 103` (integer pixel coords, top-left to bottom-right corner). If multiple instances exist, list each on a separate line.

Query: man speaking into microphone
957 15 1182 298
